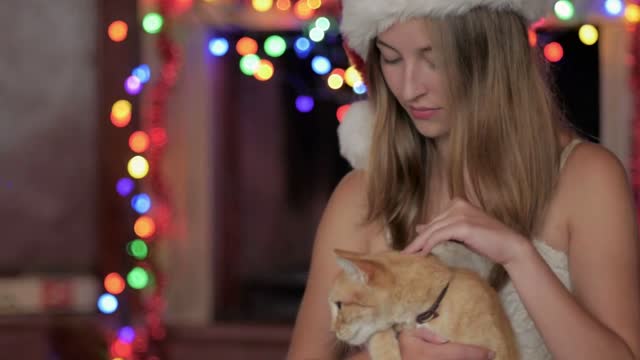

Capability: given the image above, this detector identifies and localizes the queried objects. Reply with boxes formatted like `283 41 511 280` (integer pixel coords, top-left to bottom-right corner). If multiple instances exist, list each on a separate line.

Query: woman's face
376 18 450 139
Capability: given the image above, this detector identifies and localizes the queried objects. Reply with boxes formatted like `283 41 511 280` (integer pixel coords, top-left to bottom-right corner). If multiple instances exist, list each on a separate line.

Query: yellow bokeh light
307 0 321 10
112 100 132 119
327 74 344 90
626 4 640 23
252 0 273 12
128 156 149 179
344 66 362 87
578 24 598 46
294 0 315 20
254 60 275 81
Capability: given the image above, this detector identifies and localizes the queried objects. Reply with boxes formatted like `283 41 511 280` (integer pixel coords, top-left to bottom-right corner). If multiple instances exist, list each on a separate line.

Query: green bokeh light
127 267 150 289
142 13 164 34
127 239 148 260
239 54 261 76
554 0 575 21
264 35 287 58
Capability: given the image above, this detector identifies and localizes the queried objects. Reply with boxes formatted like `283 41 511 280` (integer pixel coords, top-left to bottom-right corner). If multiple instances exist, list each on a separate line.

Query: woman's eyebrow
375 39 432 53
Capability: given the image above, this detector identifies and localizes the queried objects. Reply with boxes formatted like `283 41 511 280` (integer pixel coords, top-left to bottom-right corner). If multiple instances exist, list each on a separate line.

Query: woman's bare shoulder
321 169 377 250
557 140 634 238
559 141 629 195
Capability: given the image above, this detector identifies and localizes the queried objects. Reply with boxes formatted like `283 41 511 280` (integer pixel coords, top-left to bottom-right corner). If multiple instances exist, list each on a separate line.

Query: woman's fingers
408 326 449 344
405 214 472 254
399 329 496 359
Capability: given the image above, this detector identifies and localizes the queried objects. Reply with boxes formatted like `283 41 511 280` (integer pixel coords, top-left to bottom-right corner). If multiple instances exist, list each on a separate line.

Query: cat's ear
334 249 385 285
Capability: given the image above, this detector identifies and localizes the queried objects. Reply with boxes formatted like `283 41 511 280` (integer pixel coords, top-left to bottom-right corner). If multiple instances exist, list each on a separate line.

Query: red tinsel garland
141 0 182 358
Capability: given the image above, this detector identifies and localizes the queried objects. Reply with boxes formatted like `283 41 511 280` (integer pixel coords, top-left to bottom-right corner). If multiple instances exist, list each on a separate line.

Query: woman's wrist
503 235 537 274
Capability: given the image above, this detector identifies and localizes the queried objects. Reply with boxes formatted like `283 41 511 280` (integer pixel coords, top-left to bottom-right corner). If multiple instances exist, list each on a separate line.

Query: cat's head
328 249 396 345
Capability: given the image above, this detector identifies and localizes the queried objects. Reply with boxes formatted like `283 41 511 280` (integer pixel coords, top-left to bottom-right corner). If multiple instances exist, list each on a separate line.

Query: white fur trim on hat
337 100 374 169
341 0 550 58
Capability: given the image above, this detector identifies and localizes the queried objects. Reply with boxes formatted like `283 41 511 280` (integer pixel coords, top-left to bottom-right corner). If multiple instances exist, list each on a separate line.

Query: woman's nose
402 63 427 102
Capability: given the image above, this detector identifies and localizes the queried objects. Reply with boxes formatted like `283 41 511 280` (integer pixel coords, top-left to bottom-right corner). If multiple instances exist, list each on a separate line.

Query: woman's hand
403 198 531 267
399 328 495 359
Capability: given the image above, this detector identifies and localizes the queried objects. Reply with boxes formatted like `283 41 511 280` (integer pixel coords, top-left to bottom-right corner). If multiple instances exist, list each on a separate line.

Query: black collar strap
416 282 450 324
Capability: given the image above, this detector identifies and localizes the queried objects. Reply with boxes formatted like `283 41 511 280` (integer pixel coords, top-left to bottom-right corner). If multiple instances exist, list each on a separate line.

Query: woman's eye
381 57 401 65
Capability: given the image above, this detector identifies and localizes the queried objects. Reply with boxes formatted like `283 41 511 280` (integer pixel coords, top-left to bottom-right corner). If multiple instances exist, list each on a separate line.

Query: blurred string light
128 156 150 179
209 37 229 56
554 0 575 21
111 100 132 127
134 216 156 238
252 0 273 12
110 340 132 359
125 75 142 95
311 55 331 75
353 81 367 95
604 0 624 16
132 64 151 84
129 131 150 153
528 29 538 47
240 54 261 75
108 21 128 42
294 37 312 58
127 267 151 290
626 3 640 22
344 66 362 87
104 273 126 295
142 12 164 34
254 59 275 81
264 35 287 57
131 193 152 214
315 17 331 31
336 104 350 122
544 42 564 62
578 24 599 45
98 293 119 314
296 95 314 113
277 0 291 10
309 27 325 42
118 327 136 344
624 4 640 24
328 69 344 90
294 0 315 20
116 178 135 197
236 37 258 55
307 0 322 10
128 239 149 260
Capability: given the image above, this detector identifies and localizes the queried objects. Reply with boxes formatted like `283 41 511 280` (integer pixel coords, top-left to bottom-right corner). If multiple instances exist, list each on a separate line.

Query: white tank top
499 138 581 359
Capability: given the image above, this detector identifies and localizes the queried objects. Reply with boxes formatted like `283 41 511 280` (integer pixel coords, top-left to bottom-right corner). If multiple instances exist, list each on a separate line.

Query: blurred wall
0 0 97 273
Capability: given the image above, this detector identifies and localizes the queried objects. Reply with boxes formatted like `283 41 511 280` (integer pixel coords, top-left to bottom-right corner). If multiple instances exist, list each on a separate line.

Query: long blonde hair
364 8 564 290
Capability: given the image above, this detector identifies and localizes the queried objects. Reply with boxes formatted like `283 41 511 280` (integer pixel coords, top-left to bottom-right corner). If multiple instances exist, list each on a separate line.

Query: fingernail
487 351 496 359
434 334 449 344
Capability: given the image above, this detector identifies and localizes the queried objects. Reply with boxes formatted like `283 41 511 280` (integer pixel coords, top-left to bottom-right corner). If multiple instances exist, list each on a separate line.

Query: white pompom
337 100 374 169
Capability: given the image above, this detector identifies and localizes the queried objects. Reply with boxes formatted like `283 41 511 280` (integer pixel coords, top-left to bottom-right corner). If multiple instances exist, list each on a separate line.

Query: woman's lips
409 107 442 120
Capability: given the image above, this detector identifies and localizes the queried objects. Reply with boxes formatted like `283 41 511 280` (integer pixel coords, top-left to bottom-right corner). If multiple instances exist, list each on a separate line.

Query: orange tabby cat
328 248 518 360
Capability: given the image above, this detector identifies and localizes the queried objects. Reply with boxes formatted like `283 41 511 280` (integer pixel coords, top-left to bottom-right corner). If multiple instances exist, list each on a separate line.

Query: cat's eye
335 301 342 310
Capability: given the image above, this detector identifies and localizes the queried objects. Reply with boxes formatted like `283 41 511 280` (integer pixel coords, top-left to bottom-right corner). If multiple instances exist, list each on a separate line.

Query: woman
287 1 640 359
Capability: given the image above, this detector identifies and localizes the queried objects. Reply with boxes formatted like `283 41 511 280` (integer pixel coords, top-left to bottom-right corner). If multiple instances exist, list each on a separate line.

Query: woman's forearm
505 243 634 360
